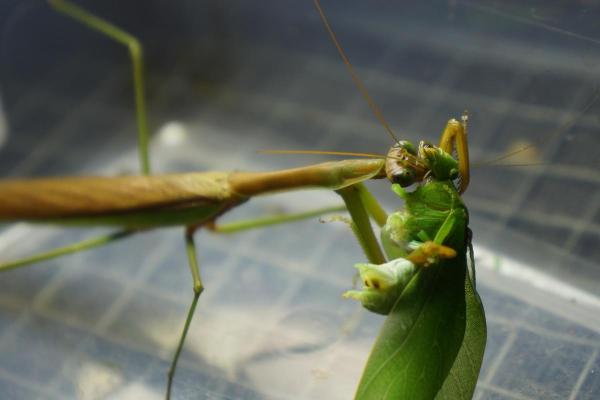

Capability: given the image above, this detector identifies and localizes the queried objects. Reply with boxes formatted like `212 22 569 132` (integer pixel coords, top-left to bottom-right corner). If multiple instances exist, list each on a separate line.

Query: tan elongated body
0 159 385 227
0 172 235 219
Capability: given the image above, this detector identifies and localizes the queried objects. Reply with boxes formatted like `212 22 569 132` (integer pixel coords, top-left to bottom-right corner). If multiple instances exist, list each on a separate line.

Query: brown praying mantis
1 0 596 399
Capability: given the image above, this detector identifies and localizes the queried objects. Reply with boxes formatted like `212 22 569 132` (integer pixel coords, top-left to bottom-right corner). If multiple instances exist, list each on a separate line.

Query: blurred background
0 0 599 399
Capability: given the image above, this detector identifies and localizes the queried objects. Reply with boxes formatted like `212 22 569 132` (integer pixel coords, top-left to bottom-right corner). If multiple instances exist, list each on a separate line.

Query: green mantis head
419 141 460 182
385 141 459 187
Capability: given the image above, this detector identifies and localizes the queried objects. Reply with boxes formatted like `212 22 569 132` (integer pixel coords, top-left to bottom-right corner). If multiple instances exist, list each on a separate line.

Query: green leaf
354 255 486 400
436 267 486 400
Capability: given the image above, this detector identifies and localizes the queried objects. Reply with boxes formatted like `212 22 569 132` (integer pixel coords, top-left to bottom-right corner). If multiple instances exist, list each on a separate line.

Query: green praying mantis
0 0 547 398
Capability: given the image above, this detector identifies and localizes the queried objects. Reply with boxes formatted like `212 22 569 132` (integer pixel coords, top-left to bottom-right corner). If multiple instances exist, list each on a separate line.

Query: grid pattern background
0 1 599 399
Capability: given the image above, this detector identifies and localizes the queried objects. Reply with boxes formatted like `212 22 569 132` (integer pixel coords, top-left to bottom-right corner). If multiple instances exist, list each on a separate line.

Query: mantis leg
433 208 459 245
336 184 386 265
0 230 135 272
353 183 387 227
438 113 470 193
0 205 354 270
209 205 346 233
404 209 462 267
48 0 151 174
211 182 387 233
166 226 204 400
212 182 387 263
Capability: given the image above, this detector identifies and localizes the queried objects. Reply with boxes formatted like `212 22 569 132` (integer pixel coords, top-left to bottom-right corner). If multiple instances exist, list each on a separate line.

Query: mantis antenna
478 89 600 166
261 149 387 159
259 150 415 163
313 0 401 145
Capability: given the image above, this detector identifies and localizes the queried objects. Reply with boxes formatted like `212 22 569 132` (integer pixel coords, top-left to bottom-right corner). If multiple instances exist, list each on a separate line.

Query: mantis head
385 141 459 187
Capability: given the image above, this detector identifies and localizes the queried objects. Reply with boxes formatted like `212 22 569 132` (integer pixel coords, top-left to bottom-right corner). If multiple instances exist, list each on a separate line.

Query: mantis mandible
0 0 488 399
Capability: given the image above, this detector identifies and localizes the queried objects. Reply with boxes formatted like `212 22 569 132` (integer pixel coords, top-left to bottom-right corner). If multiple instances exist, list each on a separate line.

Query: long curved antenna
261 149 428 167
460 1 600 168
478 89 600 166
313 0 400 144
260 149 387 158
472 161 548 168
461 0 600 47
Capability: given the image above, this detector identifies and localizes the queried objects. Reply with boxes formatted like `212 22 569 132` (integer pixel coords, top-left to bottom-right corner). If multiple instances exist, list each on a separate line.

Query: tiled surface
0 1 599 399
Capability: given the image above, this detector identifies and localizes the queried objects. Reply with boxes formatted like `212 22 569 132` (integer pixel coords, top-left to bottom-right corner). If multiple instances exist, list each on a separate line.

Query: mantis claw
406 241 457 267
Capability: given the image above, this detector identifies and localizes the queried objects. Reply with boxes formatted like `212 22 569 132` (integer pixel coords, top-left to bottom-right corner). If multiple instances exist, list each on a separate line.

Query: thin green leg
354 183 387 227
210 185 387 263
210 205 347 234
166 227 204 400
49 0 151 174
336 185 386 265
211 190 385 234
0 230 135 272
433 209 458 245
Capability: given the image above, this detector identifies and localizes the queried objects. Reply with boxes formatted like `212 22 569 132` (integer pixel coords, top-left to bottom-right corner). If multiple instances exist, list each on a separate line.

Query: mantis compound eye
392 167 416 187
393 140 417 156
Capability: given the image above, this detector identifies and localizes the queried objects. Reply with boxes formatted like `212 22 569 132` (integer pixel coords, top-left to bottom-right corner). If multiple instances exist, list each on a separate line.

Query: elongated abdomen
0 159 385 228
0 172 243 227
